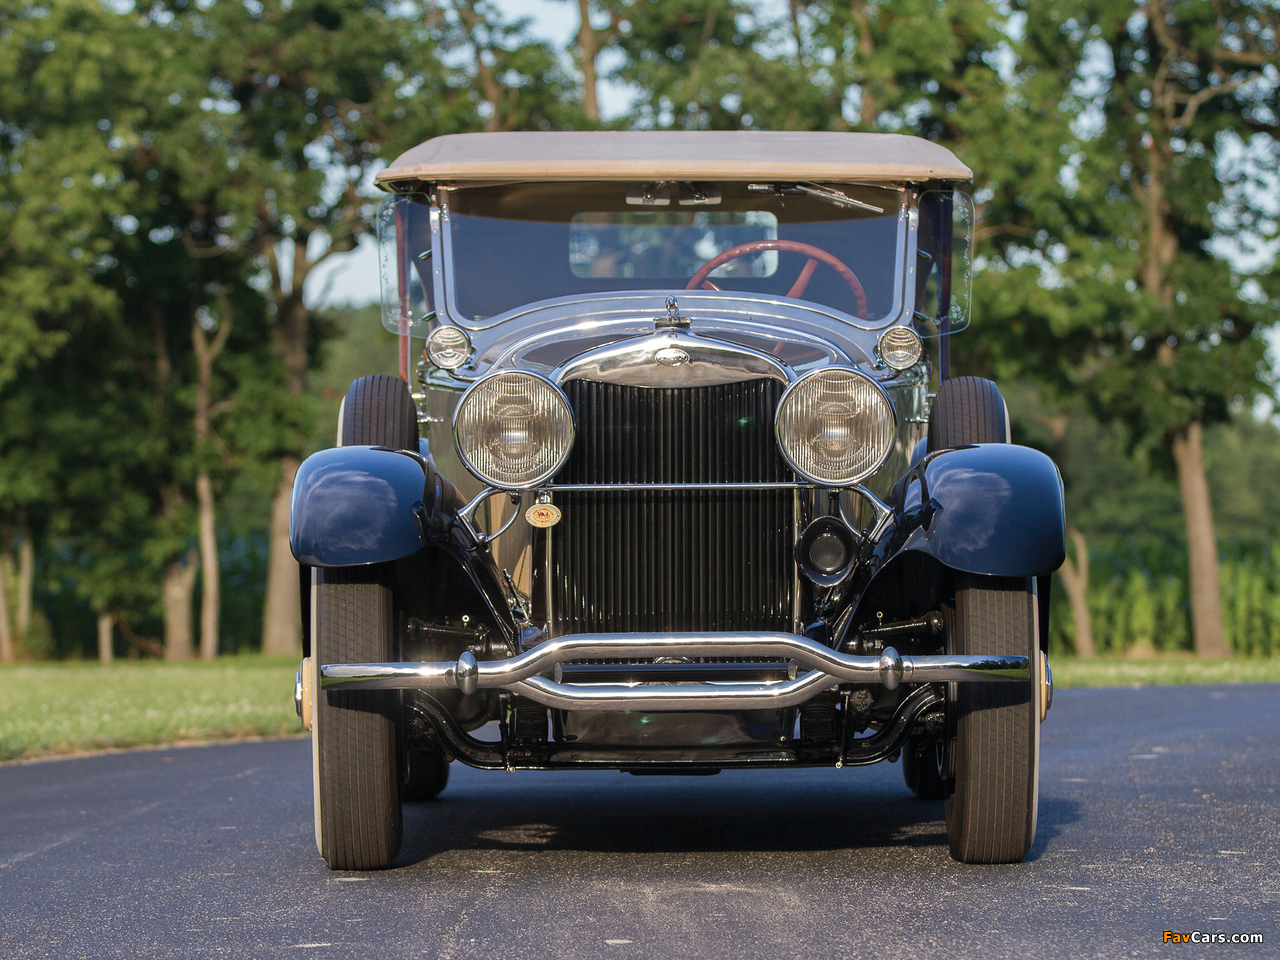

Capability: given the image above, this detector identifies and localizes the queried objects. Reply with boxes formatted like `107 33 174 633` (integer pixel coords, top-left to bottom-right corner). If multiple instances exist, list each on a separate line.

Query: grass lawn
0 654 303 763
1049 653 1280 689
2 652 1278 763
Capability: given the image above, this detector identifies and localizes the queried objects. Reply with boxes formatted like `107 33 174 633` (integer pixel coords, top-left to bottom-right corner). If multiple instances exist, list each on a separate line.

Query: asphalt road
1 684 1277 960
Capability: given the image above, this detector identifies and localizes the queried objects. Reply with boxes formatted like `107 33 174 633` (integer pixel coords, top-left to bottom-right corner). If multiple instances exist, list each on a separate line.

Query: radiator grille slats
549 379 795 634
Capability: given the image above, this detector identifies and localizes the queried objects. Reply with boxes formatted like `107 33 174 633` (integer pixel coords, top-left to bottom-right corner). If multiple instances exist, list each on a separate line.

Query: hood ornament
654 295 691 329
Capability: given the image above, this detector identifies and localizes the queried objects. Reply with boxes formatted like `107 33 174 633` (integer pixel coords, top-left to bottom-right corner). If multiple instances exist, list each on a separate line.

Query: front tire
927 375 1038 862
926 376 1009 452
339 374 418 450
944 574 1040 863
313 566 403 870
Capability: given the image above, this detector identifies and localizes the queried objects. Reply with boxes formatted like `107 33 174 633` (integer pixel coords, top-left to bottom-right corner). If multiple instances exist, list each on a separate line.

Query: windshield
436 181 905 326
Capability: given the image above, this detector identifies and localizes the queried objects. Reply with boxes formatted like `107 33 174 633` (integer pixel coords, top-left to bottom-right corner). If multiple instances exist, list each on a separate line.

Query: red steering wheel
686 239 868 319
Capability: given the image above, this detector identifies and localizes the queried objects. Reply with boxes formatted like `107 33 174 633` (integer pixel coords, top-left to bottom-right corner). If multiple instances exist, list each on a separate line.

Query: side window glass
378 195 434 335
914 190 974 336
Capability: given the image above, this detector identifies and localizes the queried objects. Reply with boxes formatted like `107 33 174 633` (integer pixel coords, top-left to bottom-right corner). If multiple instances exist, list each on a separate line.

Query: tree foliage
0 0 1276 658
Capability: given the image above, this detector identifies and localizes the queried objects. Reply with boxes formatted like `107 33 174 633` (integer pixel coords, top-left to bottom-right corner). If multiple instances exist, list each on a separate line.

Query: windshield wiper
746 181 885 215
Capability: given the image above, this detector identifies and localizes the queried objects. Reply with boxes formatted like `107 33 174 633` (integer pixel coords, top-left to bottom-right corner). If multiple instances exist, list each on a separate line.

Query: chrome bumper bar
319 633 1030 713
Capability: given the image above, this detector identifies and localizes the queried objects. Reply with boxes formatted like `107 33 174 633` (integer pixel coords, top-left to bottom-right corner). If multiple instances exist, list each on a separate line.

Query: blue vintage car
291 131 1064 869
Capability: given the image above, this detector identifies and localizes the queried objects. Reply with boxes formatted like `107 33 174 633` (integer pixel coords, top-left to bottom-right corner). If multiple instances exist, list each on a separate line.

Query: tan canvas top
376 131 971 186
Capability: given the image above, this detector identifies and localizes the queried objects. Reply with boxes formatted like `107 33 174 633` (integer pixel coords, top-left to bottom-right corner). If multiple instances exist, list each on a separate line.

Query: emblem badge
525 503 562 528
655 347 690 366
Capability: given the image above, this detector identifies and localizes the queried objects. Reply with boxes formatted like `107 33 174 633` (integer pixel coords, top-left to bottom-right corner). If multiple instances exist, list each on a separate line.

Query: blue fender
290 445 428 567
891 443 1065 577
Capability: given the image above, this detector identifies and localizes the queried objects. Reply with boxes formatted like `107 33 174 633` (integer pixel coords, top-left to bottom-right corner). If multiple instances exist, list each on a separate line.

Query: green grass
0 654 303 763
1051 654 1280 688
2 653 1278 763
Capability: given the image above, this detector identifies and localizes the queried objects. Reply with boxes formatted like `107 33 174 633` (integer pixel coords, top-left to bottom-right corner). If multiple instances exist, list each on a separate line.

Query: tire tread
317 566 403 870
947 575 1036 863
927 376 1007 453
341 375 417 450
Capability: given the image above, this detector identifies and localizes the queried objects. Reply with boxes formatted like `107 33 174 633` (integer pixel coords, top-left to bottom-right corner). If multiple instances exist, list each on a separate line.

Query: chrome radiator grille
547 379 796 634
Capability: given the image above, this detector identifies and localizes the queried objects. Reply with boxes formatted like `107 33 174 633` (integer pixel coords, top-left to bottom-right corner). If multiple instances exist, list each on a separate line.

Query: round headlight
454 371 574 489
775 367 896 485
427 325 473 370
877 326 923 371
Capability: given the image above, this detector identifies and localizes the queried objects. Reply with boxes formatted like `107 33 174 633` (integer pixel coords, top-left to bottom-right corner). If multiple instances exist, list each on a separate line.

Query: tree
446 0 585 131
562 0 628 124
0 0 147 659
150 0 483 655
605 0 803 130
978 0 1279 657
2 1 298 660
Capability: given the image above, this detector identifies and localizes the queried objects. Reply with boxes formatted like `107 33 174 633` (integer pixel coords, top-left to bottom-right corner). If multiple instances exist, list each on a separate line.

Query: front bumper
317 632 1029 712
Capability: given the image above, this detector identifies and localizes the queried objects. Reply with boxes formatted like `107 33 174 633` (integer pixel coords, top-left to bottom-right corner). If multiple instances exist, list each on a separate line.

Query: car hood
450 291 895 387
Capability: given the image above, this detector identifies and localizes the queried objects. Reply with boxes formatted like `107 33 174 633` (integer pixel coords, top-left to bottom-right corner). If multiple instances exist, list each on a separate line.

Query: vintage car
290 131 1065 870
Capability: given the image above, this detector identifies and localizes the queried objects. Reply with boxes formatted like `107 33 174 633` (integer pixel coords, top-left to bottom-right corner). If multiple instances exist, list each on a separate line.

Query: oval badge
655 346 690 367
525 503 562 528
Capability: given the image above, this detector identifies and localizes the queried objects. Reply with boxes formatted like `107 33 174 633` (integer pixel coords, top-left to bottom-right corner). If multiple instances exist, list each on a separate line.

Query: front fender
290 445 428 567
892 443 1065 577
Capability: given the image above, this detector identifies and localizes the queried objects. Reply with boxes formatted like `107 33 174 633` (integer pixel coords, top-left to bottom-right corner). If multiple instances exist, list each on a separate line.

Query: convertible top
376 131 972 187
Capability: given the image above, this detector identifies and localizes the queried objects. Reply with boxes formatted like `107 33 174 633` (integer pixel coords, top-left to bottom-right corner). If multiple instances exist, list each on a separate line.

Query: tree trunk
163 550 198 660
192 301 232 659
196 472 220 659
16 529 33 641
1170 422 1230 657
261 455 301 655
849 0 878 128
576 0 601 122
1137 72 1227 659
97 612 115 663
261 246 312 656
1057 527 1096 658
0 549 12 662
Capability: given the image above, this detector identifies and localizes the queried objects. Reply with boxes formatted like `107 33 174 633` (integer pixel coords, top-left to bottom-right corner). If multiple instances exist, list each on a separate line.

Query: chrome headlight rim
774 365 897 487
452 369 575 490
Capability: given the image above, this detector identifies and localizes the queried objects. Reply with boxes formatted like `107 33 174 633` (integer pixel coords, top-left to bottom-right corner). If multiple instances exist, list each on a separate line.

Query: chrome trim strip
320 633 1031 710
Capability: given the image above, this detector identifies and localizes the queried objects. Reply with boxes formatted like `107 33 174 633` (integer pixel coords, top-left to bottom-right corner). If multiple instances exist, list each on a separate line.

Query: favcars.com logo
1164 931 1264 944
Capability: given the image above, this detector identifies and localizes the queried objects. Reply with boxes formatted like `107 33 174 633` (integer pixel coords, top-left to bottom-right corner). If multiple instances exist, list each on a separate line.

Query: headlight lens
876 326 923 371
454 371 574 488
775 367 896 485
426 325 473 370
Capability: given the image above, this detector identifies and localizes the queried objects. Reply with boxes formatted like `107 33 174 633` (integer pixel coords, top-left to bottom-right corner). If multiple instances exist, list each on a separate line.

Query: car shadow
395 767 1081 867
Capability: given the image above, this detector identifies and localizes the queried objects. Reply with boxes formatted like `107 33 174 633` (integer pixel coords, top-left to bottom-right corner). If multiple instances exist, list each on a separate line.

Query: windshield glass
440 181 905 325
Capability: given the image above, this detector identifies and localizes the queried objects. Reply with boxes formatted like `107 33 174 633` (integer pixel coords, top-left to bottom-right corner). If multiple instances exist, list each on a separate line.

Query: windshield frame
425 182 918 333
